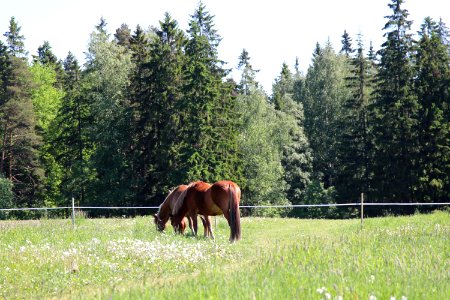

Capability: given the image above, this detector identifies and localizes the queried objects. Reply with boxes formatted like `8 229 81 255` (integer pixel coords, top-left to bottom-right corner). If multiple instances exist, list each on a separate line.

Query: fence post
71 197 75 229
360 193 364 229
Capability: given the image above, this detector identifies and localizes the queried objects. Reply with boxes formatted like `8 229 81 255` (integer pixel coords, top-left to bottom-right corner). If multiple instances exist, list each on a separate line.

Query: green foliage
273 63 313 204
0 176 13 219
414 17 450 202
335 34 375 203
83 20 134 207
237 48 259 94
178 3 242 186
0 56 44 207
30 63 65 207
30 63 64 130
371 0 419 202
237 90 289 213
300 180 337 218
52 52 92 205
300 42 350 188
3 17 27 58
1 2 449 217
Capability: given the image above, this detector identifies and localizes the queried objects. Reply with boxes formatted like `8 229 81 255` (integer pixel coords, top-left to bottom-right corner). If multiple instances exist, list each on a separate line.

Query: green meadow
0 211 448 299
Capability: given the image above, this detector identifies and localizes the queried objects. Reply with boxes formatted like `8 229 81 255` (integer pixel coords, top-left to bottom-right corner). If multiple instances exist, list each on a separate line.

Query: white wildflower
369 296 377 300
401 297 407 300
325 292 331 299
316 287 325 294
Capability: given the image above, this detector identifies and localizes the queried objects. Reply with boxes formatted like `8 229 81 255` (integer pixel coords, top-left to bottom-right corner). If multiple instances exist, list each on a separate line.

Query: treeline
0 0 449 218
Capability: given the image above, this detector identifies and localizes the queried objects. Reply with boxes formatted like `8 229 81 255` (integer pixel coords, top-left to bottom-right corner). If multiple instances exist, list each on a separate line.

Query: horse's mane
156 186 177 216
172 181 198 215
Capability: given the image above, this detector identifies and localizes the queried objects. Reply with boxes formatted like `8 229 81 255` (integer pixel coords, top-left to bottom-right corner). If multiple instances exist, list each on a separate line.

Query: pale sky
1 0 449 93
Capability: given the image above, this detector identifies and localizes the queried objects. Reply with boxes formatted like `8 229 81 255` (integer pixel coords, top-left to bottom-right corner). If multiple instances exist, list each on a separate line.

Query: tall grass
0 211 448 299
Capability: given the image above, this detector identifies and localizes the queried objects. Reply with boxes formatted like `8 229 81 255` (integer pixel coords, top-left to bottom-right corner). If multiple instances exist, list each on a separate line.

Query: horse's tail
228 183 241 242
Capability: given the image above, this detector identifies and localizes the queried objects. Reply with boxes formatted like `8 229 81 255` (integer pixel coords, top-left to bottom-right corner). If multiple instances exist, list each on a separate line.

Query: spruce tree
272 62 294 111
340 30 354 57
372 0 419 203
133 13 187 204
52 52 91 204
237 48 259 95
127 25 151 203
414 17 450 202
180 3 242 184
336 35 374 202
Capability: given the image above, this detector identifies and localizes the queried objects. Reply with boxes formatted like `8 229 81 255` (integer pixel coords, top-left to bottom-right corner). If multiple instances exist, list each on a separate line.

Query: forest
0 0 449 218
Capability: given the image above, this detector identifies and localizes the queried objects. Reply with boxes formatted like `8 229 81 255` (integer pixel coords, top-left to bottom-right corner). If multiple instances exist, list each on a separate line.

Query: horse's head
153 214 166 232
170 213 186 234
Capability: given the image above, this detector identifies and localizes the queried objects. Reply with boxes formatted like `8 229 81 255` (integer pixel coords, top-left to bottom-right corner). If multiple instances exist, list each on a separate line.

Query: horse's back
209 180 241 209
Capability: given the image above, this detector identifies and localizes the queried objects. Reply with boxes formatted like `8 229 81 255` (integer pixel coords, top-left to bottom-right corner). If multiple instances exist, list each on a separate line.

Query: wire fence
1 202 449 212
1 202 448 230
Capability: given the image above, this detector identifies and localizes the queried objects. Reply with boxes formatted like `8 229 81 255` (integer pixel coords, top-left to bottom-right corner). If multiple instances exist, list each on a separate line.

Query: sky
1 0 449 93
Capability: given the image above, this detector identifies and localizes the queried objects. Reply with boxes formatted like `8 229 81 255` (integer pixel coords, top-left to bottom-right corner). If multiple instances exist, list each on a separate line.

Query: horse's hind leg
191 212 198 236
200 216 207 238
200 216 214 239
187 216 194 234
206 216 214 240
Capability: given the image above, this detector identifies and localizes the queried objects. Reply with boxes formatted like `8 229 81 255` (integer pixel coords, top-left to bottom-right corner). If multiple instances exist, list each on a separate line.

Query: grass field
0 211 448 299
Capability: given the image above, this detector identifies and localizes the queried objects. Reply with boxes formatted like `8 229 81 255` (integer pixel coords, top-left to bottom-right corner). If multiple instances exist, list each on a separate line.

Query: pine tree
0 56 44 207
3 17 27 58
0 41 10 105
372 0 419 203
114 23 132 48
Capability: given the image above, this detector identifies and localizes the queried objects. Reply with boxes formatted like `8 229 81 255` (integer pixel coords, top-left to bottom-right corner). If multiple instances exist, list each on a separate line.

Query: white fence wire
0 202 449 212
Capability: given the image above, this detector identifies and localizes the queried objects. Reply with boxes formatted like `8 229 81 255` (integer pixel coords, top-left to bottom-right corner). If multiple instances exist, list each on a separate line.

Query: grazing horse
153 185 213 237
171 180 241 242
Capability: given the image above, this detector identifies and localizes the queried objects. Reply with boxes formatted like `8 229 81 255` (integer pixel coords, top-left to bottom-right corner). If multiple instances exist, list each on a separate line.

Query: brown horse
171 180 241 242
154 185 213 237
